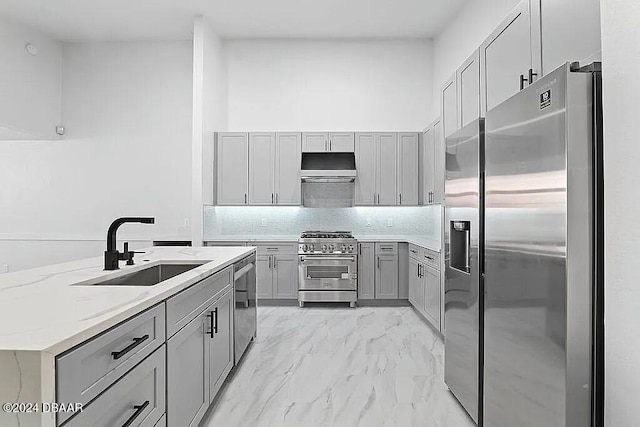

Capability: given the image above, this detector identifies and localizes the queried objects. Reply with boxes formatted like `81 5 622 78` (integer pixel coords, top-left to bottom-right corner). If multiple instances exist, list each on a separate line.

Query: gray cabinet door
377 133 398 206
422 126 435 205
433 119 445 204
408 257 421 310
167 312 209 427
457 50 481 128
355 133 377 206
275 133 301 205
328 132 355 152
541 0 600 74
375 254 399 299
424 265 441 330
248 132 276 205
302 132 328 152
208 290 233 401
256 255 273 299
217 133 249 205
480 0 540 114
357 243 375 300
273 255 298 299
397 132 419 206
442 74 458 139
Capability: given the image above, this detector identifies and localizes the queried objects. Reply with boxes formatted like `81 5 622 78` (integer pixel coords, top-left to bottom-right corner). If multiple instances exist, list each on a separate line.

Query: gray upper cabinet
248 132 276 205
355 133 377 205
479 0 542 114
275 133 302 205
248 132 301 206
442 74 458 138
541 0 601 74
167 311 210 427
208 289 233 401
358 243 375 300
397 132 419 206
354 132 399 206
421 119 444 205
378 133 398 206
433 119 444 204
421 126 435 205
328 132 355 152
302 132 328 152
217 132 249 205
457 50 481 128
302 132 355 152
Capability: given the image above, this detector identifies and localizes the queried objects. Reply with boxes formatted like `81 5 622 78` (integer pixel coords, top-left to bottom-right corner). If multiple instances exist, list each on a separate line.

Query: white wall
600 0 640 425
0 40 193 271
431 0 520 117
192 17 228 246
224 39 433 131
0 17 62 140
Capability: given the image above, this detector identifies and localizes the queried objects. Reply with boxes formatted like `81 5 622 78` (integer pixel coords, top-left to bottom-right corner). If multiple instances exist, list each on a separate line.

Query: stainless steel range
298 231 358 307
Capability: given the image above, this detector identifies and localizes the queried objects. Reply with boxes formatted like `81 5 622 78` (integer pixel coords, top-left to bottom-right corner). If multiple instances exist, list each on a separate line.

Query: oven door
298 255 357 291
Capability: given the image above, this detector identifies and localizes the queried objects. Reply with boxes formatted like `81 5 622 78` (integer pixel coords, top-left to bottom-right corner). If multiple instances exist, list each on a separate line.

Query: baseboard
356 299 410 307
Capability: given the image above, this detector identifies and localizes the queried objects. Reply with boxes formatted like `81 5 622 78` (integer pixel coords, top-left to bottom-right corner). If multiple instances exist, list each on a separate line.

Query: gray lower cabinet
208 289 234 400
358 242 400 300
167 309 210 427
357 243 375 299
167 288 233 427
256 255 273 299
255 243 298 300
273 255 298 299
65 345 166 427
408 257 424 312
423 265 441 330
375 254 399 299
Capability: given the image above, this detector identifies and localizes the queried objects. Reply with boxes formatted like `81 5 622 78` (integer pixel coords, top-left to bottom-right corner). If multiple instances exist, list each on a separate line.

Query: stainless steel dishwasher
233 253 256 364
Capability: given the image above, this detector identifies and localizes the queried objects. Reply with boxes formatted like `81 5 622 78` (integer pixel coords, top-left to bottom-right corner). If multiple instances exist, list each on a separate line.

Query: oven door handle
300 256 356 262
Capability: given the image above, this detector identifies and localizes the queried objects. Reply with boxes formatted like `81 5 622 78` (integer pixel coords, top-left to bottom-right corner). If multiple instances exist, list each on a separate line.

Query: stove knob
309 244 315 252
303 244 308 252
349 245 355 253
329 244 335 252
322 244 327 252
341 244 347 253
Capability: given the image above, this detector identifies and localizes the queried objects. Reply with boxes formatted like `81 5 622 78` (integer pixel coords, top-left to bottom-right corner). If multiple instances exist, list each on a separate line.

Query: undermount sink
87 263 204 286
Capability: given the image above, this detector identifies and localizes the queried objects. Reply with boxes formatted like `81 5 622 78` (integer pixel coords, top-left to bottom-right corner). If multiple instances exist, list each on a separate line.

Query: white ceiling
0 0 467 42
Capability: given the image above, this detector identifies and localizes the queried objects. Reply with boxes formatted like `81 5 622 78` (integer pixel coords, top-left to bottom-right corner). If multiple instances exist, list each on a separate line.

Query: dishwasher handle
234 263 255 281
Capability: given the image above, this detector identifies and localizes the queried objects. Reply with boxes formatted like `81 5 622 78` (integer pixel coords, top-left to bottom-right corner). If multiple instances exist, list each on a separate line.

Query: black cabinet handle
206 311 215 338
520 74 527 90
425 256 434 260
528 68 538 85
111 335 149 360
121 400 149 427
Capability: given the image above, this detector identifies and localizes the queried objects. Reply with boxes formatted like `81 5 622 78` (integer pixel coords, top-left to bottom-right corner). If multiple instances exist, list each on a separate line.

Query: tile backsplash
203 205 441 244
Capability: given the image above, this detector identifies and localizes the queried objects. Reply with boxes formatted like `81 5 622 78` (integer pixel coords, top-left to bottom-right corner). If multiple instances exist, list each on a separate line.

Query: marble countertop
205 235 441 252
0 246 254 354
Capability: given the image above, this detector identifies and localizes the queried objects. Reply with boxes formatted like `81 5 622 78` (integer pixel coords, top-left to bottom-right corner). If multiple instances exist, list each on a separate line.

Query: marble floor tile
203 306 475 427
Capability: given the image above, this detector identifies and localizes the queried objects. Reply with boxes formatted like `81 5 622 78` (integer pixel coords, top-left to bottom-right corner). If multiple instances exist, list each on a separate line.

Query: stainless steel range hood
300 152 356 182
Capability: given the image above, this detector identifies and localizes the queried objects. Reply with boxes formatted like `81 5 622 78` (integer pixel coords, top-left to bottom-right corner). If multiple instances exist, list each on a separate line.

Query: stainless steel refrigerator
445 62 603 426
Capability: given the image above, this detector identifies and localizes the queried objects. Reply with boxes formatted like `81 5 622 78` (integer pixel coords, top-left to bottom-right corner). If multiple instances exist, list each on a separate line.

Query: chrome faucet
104 217 155 270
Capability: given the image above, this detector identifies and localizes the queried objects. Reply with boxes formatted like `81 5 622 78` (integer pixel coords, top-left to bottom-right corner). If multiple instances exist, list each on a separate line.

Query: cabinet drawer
56 304 165 424
255 242 297 255
375 242 398 255
422 249 440 270
166 266 233 338
408 244 421 260
64 345 166 427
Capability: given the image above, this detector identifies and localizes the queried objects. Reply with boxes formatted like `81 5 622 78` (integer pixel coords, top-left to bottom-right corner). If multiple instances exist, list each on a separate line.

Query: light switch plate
387 218 393 227
261 218 267 227
1 264 8 273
